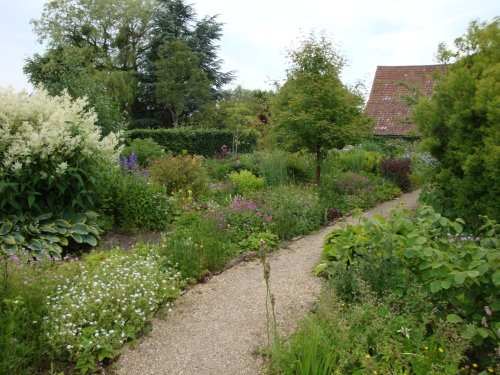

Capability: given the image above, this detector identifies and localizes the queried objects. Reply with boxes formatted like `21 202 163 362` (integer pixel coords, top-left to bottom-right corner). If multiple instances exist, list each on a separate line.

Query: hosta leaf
82 234 97 247
0 222 13 235
2 244 18 255
72 223 89 235
71 233 83 243
55 219 71 228
2 234 17 245
71 214 87 224
41 225 58 234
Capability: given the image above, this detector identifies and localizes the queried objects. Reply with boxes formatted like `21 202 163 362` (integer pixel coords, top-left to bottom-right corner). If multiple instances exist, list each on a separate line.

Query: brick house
365 65 446 137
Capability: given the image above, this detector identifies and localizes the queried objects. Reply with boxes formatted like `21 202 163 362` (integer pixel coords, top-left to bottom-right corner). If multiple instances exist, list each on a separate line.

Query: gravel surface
116 190 420 375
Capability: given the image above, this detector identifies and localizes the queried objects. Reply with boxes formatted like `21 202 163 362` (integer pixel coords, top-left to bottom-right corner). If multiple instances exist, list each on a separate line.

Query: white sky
0 0 498 95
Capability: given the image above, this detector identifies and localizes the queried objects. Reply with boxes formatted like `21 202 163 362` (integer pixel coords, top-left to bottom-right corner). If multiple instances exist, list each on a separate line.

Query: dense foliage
413 18 500 226
127 127 257 155
315 205 499 371
25 0 233 128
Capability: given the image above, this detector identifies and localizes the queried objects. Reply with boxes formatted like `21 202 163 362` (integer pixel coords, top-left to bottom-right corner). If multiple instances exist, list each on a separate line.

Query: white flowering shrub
0 87 122 215
42 246 182 373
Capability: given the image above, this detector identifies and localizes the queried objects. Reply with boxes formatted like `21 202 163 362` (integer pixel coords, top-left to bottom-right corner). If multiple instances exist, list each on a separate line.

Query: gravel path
116 190 420 375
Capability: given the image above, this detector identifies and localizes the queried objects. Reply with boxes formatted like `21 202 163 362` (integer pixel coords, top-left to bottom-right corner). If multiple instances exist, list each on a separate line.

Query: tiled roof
365 65 446 136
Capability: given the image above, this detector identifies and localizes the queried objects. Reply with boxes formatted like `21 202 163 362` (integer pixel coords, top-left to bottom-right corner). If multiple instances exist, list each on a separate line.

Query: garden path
116 190 421 375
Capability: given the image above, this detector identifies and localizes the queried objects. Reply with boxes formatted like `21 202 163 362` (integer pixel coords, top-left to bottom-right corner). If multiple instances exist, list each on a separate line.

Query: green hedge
127 128 257 156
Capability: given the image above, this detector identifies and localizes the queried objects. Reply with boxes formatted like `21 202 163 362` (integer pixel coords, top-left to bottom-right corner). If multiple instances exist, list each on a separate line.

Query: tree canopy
272 33 373 183
25 0 233 130
413 18 500 226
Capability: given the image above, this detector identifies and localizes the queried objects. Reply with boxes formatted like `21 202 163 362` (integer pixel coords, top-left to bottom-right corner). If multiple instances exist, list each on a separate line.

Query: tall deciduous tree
155 40 211 127
273 33 373 184
413 18 500 226
26 0 232 129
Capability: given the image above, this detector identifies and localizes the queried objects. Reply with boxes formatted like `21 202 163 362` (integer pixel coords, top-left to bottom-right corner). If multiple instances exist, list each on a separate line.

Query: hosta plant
0 212 100 259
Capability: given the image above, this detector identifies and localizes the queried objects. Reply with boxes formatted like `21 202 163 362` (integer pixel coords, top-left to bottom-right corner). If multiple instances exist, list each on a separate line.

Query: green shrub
339 147 382 174
203 158 233 181
318 205 500 367
121 138 164 167
127 127 257 156
286 152 314 182
265 186 324 240
97 169 170 231
228 170 265 194
0 88 121 216
160 211 238 280
148 154 209 197
413 19 500 227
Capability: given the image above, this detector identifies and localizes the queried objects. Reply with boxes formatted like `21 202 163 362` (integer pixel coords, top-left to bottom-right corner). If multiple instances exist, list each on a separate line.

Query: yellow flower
487 368 494 373
424 346 428 351
438 347 444 353
365 354 371 359
472 363 478 369
373 371 377 375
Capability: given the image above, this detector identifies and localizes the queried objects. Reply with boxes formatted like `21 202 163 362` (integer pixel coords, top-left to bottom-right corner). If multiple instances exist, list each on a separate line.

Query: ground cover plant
0 245 182 374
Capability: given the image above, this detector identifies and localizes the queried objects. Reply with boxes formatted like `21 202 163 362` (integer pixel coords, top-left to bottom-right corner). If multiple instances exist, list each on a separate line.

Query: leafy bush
1 212 100 259
99 170 170 232
413 19 500 227
160 211 238 279
339 147 382 174
148 154 209 197
380 158 411 192
229 170 266 194
265 186 324 240
203 158 233 181
127 127 257 156
318 205 500 368
43 246 181 373
0 88 121 216
286 152 314 182
207 198 275 246
121 138 164 167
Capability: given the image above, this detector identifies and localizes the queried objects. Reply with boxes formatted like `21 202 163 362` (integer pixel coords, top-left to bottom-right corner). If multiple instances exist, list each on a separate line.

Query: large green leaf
0 222 13 235
72 223 90 235
490 270 500 287
2 234 17 245
82 234 97 247
446 314 463 323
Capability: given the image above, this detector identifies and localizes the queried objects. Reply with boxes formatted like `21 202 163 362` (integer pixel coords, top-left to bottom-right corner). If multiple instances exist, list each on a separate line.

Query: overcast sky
0 0 497 96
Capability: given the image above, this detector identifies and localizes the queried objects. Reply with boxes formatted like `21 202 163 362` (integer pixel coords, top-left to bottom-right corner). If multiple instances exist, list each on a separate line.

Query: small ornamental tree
0 88 122 216
272 33 373 184
413 18 500 226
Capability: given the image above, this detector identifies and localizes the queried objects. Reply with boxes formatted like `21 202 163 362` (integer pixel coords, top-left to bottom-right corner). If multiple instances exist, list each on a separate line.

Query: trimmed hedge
127 128 257 156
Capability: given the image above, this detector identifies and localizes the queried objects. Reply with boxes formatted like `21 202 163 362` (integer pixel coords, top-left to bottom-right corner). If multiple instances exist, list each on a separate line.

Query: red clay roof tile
365 65 446 136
